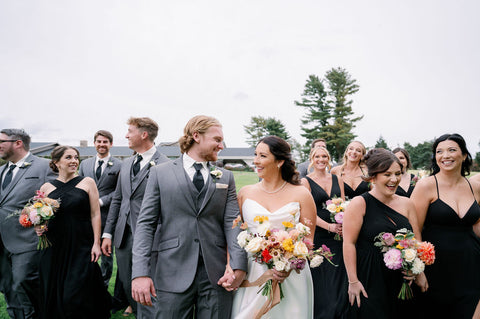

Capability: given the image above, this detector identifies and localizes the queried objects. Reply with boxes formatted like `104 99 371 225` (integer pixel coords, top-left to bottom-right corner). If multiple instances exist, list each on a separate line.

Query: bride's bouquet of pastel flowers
232 211 334 316
17 190 60 249
325 197 350 241
374 228 436 300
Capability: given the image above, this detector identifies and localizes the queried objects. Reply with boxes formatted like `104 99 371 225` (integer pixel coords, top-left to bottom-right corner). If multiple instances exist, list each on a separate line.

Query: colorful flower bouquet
325 197 350 240
18 190 60 249
374 228 435 300
232 212 334 316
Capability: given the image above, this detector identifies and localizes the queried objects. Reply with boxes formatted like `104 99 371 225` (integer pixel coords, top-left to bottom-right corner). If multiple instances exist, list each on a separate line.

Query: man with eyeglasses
0 129 55 318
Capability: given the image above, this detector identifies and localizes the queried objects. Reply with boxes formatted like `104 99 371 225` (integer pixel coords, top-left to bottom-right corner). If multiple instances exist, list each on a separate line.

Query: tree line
244 67 480 171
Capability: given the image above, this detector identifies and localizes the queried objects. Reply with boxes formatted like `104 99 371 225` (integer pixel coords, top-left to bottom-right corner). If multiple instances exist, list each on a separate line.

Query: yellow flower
282 238 294 252
254 216 269 223
282 221 294 229
396 244 404 249
33 202 43 208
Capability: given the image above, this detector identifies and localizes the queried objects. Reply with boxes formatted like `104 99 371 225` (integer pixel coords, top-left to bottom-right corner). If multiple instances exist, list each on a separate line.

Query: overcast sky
1 1 479 154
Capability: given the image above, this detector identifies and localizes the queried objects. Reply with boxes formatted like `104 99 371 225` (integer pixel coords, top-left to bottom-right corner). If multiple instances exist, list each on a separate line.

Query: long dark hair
257 136 300 185
430 133 472 176
363 148 403 180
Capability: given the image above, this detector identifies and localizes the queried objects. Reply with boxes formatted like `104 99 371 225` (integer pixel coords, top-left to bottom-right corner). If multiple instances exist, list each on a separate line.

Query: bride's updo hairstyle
257 136 300 185
179 115 222 154
430 133 472 177
49 145 80 173
363 148 403 181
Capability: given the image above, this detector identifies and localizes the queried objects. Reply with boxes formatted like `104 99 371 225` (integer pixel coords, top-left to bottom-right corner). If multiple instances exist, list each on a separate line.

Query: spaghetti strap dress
306 175 348 319
395 174 415 198
420 175 480 318
346 193 412 319
39 176 111 318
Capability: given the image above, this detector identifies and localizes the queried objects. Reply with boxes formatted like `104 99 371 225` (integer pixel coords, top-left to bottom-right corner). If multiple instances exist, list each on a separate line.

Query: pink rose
334 212 344 224
382 233 396 246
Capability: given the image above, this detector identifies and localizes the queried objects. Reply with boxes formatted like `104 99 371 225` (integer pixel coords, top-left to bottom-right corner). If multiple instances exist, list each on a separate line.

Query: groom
131 115 247 318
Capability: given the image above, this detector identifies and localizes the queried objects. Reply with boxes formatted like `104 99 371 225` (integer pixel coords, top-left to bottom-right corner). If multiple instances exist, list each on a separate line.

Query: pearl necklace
259 181 287 194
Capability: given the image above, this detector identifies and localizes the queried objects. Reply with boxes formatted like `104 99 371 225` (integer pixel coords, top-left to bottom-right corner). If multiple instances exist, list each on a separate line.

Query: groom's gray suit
104 149 169 316
0 154 55 318
132 156 247 318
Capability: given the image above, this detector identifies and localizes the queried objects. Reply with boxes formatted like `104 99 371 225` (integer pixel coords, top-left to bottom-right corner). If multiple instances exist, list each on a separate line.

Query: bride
231 136 317 318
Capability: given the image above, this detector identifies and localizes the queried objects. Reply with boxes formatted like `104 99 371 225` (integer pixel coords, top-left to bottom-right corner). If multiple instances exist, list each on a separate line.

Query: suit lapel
0 154 34 201
172 157 196 213
124 156 134 194
198 164 216 214
131 150 161 194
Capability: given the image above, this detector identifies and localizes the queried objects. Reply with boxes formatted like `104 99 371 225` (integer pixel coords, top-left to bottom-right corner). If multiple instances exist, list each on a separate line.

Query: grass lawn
0 171 258 318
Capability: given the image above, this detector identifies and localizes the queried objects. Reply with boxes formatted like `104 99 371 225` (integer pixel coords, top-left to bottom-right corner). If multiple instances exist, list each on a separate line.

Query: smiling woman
410 133 480 318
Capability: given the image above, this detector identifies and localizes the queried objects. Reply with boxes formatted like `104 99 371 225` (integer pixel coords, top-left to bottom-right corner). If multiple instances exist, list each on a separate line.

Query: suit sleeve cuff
102 233 112 239
99 198 104 207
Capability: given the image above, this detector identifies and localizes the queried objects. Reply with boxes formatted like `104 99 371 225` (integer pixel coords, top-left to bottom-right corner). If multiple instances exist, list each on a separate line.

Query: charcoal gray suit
78 155 122 286
0 154 55 318
132 156 247 319
104 150 169 317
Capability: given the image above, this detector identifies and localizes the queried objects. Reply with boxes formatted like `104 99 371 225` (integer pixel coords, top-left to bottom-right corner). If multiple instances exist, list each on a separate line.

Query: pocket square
216 183 228 189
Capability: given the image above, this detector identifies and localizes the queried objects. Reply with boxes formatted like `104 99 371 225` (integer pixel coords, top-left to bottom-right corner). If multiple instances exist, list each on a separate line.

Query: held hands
218 265 246 291
132 276 156 307
101 238 112 257
91 243 101 263
348 281 368 307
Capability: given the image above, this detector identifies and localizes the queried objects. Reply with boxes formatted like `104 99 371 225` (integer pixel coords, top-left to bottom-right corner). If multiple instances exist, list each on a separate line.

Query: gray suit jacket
78 156 122 230
132 156 248 293
0 154 55 254
297 160 312 179
104 150 169 248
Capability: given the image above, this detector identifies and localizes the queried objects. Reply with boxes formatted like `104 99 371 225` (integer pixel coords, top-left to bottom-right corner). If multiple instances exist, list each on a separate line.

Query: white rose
403 248 417 263
310 255 324 268
274 260 287 271
244 237 263 254
237 231 250 248
326 203 337 213
295 223 310 235
411 257 425 275
256 221 271 237
293 241 309 257
39 206 53 218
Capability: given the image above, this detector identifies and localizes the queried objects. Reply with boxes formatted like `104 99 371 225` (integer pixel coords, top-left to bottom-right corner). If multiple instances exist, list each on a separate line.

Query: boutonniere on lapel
149 160 156 168
21 162 31 168
210 166 223 183
107 161 113 167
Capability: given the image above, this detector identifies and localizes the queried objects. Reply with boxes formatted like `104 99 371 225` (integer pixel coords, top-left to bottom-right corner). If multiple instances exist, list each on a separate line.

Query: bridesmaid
331 141 369 200
343 149 421 318
301 146 348 319
411 133 480 318
393 148 416 197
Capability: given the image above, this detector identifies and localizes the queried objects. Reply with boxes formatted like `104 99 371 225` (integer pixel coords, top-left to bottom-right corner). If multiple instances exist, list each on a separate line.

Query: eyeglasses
0 140 18 144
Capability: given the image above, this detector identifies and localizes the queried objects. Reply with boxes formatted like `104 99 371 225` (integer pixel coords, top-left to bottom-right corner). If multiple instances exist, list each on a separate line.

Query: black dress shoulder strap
465 177 477 202
50 176 84 198
433 175 440 199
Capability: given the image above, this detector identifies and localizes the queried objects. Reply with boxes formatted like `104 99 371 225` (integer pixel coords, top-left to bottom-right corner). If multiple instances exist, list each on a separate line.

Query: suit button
194 239 199 243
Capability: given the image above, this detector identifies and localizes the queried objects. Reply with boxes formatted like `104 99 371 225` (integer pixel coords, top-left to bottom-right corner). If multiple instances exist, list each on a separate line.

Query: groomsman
78 130 122 287
131 115 247 319
0 129 55 318
101 117 169 318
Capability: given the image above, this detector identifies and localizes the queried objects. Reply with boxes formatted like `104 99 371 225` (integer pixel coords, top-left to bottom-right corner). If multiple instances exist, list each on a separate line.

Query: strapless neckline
243 198 299 215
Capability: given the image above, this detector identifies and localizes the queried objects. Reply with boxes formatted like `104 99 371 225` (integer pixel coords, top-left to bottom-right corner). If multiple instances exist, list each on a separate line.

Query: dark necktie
2 164 16 190
132 155 142 176
193 163 204 192
96 160 104 180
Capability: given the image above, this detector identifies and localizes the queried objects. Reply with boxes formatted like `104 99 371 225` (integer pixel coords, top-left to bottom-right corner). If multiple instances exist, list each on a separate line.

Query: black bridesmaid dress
419 176 480 318
395 174 415 198
306 175 348 319
343 181 370 200
39 176 111 318
347 193 412 319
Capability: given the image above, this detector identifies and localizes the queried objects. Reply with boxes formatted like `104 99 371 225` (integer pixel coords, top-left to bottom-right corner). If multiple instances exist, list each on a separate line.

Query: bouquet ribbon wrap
240 269 281 319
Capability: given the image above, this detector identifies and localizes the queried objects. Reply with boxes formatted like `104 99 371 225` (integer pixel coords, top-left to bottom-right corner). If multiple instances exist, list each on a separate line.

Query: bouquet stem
37 234 51 250
397 279 413 300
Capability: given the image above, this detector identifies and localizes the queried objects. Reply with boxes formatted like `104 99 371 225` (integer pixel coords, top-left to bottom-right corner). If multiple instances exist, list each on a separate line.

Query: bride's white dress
231 199 314 319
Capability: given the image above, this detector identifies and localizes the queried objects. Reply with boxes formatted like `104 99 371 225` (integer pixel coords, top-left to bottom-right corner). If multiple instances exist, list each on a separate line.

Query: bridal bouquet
325 197 350 240
374 228 435 300
18 190 60 249
232 212 334 316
